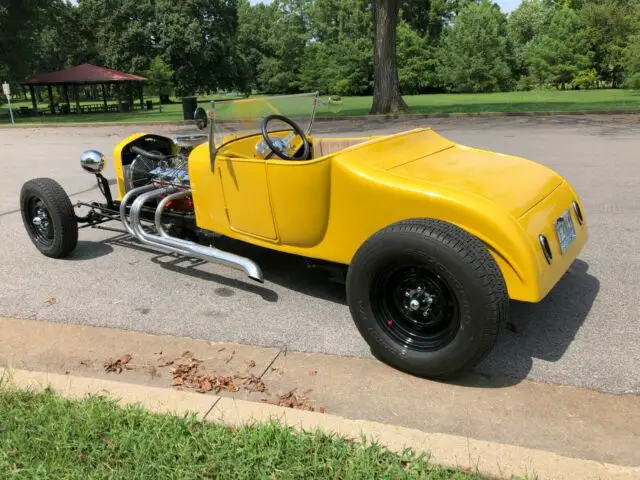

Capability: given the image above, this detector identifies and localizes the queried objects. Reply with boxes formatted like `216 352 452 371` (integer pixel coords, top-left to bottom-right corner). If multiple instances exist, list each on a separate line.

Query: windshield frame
210 92 320 153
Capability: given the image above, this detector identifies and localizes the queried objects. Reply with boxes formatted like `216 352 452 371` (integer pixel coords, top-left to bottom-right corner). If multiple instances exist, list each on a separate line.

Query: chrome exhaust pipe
119 184 158 235
127 187 264 283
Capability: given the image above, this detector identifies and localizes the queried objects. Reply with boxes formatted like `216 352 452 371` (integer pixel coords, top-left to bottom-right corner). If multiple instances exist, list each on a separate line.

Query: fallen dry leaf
45 297 57 305
157 359 174 368
196 379 213 393
302 388 313 395
104 354 132 374
308 370 318 376
243 359 256 368
172 377 185 386
238 374 267 393
262 390 315 411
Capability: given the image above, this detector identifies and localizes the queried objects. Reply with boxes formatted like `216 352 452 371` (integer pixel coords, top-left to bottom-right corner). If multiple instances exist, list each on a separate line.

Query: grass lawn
0 387 480 479
1 89 640 125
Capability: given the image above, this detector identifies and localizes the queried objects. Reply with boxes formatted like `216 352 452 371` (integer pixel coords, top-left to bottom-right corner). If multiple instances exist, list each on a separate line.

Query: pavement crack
202 396 221 421
258 349 283 379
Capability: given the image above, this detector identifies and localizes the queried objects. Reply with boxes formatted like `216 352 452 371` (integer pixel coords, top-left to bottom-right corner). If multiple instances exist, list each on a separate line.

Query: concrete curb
2 367 638 480
2 109 640 129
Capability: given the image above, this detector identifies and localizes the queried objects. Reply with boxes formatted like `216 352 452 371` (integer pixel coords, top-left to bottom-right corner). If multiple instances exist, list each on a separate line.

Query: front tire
20 178 78 258
346 219 508 379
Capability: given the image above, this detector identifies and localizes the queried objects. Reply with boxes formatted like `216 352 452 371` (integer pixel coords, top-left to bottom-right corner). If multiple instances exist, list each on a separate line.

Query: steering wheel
260 114 311 161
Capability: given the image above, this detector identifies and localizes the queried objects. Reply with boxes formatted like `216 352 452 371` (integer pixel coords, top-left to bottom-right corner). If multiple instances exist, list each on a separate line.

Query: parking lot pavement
1 115 639 395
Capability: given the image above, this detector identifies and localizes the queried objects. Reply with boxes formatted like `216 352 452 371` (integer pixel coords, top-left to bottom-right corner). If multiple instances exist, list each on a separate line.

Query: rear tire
346 218 508 379
20 178 78 258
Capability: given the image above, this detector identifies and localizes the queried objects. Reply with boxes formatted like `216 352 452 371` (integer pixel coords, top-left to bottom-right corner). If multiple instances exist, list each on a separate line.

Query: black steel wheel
347 218 508 379
371 265 460 352
20 178 78 258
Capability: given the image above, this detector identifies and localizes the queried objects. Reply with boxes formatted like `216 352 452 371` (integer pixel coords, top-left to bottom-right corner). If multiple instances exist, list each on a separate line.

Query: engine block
149 162 190 188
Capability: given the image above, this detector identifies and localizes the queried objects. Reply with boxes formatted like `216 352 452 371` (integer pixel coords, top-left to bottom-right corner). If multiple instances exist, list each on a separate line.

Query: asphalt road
1 115 639 395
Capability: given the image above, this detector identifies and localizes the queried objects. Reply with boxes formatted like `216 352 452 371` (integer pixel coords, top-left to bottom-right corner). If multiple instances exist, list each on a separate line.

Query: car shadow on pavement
213 236 349 306
68 240 114 260
97 233 280 302
454 258 600 388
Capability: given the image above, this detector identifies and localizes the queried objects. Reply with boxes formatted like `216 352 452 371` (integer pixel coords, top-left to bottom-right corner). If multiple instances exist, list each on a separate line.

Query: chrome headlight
80 150 106 174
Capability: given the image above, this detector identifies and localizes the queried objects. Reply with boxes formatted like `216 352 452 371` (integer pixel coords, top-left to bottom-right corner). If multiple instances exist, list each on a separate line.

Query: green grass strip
0 387 480 479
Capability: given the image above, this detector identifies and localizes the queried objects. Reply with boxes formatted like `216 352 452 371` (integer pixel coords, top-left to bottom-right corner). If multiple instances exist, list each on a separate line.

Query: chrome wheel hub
32 207 50 232
403 285 434 317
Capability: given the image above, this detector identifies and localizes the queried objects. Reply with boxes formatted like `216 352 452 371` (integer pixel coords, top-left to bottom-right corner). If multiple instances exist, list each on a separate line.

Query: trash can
182 96 198 120
146 100 153 111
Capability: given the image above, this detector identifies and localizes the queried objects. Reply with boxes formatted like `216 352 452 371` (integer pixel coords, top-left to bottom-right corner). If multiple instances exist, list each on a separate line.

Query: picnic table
69 103 120 113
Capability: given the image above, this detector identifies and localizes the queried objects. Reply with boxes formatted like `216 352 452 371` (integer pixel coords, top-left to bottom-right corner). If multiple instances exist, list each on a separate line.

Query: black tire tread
20 178 78 258
347 218 508 378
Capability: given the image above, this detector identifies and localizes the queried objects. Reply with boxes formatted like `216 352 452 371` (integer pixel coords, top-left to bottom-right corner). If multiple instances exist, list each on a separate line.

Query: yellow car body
113 126 587 304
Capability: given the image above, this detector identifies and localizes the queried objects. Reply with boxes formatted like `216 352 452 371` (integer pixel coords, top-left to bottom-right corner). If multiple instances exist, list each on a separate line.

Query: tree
507 0 551 84
237 0 309 94
401 0 457 41
0 0 52 80
437 0 512 92
370 0 409 114
154 0 240 96
146 57 174 111
298 0 372 95
77 0 156 74
623 34 640 89
396 21 439 94
526 5 592 88
579 0 637 87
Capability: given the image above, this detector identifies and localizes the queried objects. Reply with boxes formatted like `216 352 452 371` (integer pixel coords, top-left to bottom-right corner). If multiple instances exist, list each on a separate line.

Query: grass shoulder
0 387 480 479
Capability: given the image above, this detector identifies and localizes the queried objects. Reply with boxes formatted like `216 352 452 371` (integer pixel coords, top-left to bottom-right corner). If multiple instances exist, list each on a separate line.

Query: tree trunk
370 0 409 115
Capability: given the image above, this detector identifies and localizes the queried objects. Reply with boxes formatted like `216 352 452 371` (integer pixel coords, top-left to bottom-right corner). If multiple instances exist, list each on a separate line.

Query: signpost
2 82 15 124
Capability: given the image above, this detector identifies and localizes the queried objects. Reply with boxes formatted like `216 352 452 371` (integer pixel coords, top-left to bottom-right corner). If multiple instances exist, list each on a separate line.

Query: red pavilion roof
24 64 147 85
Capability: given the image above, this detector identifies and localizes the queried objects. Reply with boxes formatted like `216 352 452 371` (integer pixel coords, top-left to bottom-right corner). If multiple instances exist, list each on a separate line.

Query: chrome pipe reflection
154 189 191 239
129 187 264 283
119 184 157 235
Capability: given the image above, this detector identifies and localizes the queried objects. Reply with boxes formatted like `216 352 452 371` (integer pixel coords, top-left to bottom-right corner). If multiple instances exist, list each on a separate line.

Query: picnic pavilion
21 63 147 115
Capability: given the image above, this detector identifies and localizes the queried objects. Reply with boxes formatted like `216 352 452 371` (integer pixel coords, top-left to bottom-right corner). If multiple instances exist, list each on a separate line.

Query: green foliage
623 35 640 88
437 0 512 92
508 0 552 81
572 68 598 89
525 5 592 89
397 21 439 94
579 0 637 87
145 57 174 111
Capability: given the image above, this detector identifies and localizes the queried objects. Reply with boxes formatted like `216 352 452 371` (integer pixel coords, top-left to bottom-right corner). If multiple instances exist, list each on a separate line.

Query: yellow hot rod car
19 93 587 378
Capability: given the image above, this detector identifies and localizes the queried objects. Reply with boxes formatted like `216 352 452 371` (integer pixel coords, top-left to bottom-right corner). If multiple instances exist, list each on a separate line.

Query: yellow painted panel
112 132 146 200
266 158 331 247
187 128 588 304
391 146 562 218
218 157 278 240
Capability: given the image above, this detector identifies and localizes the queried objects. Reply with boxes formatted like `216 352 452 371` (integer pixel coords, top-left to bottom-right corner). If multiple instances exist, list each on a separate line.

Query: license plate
554 209 576 254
